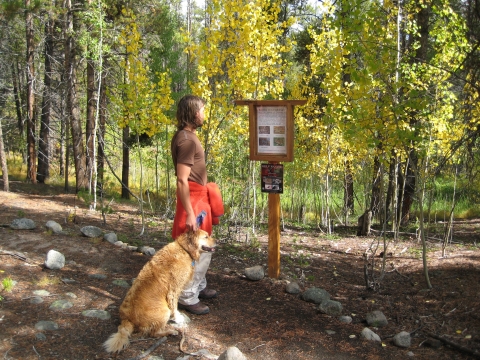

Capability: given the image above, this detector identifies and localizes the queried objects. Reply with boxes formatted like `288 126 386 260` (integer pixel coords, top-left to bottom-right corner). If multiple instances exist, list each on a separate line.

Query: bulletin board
234 100 307 162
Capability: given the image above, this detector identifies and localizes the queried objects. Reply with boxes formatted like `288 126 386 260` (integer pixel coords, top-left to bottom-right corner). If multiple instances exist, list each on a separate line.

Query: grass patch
35 275 61 287
0 276 15 302
2 277 14 292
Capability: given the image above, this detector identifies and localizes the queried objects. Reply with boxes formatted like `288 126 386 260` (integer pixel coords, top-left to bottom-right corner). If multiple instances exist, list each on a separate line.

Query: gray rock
339 315 352 324
217 346 248 360
35 333 47 341
30 296 44 304
360 327 381 342
80 225 103 238
285 281 301 294
318 299 343 316
301 287 330 304
112 279 130 288
35 320 59 331
104 232 117 244
44 249 65 270
11 218 36 230
49 300 73 311
82 310 111 320
244 265 264 281
366 310 388 327
45 220 63 234
139 246 156 256
89 273 107 280
114 241 128 248
393 331 411 348
33 290 50 297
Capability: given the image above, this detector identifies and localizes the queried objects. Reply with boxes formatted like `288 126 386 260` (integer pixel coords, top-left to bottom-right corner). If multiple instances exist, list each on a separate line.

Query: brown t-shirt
171 130 207 186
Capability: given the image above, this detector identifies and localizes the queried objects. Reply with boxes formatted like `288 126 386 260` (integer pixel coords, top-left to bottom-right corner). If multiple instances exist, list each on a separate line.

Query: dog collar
191 260 195 267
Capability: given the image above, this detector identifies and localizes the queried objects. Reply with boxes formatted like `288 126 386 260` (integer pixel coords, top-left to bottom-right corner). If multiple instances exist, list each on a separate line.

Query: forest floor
0 180 479 360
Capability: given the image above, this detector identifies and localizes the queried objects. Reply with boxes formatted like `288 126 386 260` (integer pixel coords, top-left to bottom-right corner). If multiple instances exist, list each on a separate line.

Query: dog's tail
103 320 134 353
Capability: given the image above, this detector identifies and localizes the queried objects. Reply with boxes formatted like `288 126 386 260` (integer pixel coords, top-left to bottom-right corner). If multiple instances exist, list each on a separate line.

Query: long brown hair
175 95 206 130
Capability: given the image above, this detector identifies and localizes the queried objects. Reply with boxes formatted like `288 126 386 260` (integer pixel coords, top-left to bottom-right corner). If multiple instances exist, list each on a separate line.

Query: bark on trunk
37 18 54 183
25 0 36 183
121 126 130 199
357 210 372 236
400 152 417 225
399 3 429 224
65 0 88 192
11 64 24 134
97 58 107 196
385 154 396 224
0 119 9 192
86 59 96 191
370 155 381 217
344 160 354 218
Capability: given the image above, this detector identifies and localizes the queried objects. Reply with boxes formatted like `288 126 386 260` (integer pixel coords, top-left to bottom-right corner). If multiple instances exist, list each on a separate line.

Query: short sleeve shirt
171 130 207 186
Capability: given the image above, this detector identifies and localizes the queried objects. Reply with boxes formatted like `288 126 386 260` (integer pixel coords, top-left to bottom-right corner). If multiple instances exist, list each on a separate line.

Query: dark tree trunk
86 59 96 191
121 126 130 199
97 58 107 196
65 0 88 192
357 210 372 236
25 0 36 183
399 2 429 224
370 155 381 217
60 95 66 177
60 69 66 178
11 64 24 134
344 160 354 217
385 154 396 224
0 119 9 192
64 131 69 192
400 152 418 225
37 18 54 183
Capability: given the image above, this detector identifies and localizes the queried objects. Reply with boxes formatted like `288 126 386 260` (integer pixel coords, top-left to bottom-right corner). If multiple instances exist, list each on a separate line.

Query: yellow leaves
186 0 294 165
110 16 173 136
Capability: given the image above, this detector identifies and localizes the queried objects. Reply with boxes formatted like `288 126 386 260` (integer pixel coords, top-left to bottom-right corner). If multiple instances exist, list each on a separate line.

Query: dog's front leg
171 299 185 325
167 293 182 324
172 309 183 323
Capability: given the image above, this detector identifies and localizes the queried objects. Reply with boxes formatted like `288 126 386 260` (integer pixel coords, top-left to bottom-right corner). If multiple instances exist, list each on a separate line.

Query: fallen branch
387 267 408 278
126 336 167 360
0 250 27 262
409 325 424 336
425 332 480 359
250 343 266 351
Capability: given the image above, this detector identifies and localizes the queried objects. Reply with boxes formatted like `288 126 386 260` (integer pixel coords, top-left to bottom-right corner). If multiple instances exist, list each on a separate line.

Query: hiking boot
199 288 218 299
178 302 210 315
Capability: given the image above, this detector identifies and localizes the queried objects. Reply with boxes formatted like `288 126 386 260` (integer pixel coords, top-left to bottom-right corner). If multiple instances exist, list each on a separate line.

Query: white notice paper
256 106 287 155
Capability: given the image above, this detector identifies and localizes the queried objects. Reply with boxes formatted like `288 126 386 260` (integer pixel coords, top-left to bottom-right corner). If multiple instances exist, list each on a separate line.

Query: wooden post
268 192 281 278
233 99 306 279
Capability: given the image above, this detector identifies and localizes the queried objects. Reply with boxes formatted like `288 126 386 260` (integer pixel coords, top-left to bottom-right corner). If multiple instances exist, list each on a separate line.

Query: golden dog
103 229 216 353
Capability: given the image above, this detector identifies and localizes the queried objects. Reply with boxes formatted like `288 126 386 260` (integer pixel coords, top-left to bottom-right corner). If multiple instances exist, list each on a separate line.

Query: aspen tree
112 9 173 233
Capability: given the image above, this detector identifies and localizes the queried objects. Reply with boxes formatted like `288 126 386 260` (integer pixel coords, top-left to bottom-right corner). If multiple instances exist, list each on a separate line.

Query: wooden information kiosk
235 100 307 278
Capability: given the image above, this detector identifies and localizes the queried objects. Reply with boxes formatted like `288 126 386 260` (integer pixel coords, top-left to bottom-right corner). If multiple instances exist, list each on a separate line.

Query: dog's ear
186 231 201 260
177 230 201 261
